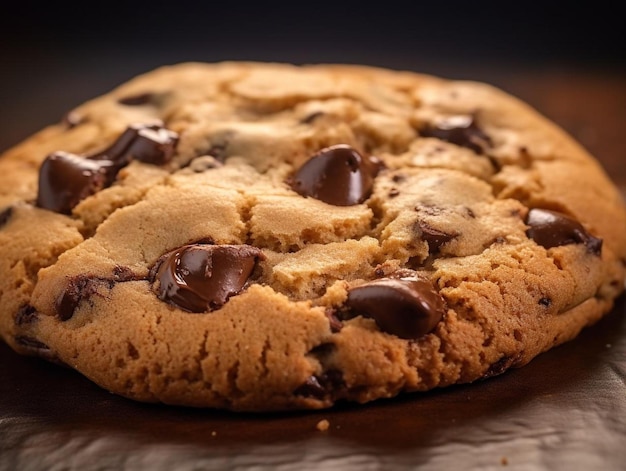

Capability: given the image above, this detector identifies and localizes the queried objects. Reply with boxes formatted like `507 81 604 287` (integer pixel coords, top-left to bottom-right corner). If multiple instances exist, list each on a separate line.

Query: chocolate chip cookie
1 62 624 411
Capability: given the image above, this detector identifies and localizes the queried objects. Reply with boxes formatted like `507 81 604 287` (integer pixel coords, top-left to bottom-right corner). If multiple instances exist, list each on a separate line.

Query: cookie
0 62 624 411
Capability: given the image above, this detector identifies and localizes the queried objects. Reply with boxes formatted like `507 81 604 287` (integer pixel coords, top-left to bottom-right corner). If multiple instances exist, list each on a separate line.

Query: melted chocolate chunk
118 92 155 106
91 123 179 166
36 152 117 214
525 209 602 255
0 206 12 228
154 244 264 313
344 277 446 339
290 145 382 206
416 221 456 253
37 123 179 214
420 116 492 154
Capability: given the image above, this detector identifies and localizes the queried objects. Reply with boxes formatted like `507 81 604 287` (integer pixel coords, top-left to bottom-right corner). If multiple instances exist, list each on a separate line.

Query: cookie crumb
211 431 217 437
316 419 330 431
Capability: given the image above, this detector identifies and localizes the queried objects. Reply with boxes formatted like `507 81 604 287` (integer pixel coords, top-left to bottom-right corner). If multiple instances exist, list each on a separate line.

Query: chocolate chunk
56 276 110 321
15 304 38 325
91 123 179 166
294 370 345 400
420 116 492 154
289 145 382 206
324 308 343 333
0 206 12 228
344 277 446 339
56 273 138 320
539 297 552 307
483 353 522 378
294 375 326 399
416 221 456 253
118 92 155 106
153 244 265 313
36 151 117 214
37 123 180 215
525 209 602 255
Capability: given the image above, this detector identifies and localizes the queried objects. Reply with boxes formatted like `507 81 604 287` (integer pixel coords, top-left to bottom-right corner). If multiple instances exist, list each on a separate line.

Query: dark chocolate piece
0 206 12 228
525 209 602 255
324 309 343 333
91 123 179 166
539 297 552 307
15 304 38 325
294 375 326 399
56 276 109 321
294 370 345 400
482 353 522 379
289 145 382 206
55 272 140 321
118 93 155 106
420 116 492 154
344 277 446 339
36 152 116 214
37 123 179 214
416 221 456 253
154 244 264 313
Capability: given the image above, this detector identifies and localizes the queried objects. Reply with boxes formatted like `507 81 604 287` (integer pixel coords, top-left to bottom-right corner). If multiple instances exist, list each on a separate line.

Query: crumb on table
316 419 330 431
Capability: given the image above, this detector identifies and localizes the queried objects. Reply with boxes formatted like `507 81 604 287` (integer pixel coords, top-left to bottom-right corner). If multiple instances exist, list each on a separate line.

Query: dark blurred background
0 1 624 155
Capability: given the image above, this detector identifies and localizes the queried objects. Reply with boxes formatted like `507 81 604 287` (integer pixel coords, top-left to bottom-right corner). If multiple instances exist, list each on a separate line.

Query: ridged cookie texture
0 62 624 411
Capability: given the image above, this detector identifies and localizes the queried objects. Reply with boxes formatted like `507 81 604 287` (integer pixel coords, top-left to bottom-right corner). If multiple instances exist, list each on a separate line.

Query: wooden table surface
0 65 625 470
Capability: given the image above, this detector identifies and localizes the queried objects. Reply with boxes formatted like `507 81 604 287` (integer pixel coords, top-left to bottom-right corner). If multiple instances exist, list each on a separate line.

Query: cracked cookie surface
0 62 625 411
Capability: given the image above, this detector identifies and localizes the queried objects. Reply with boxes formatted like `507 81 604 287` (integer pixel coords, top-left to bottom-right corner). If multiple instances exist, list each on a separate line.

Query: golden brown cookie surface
1 62 624 411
